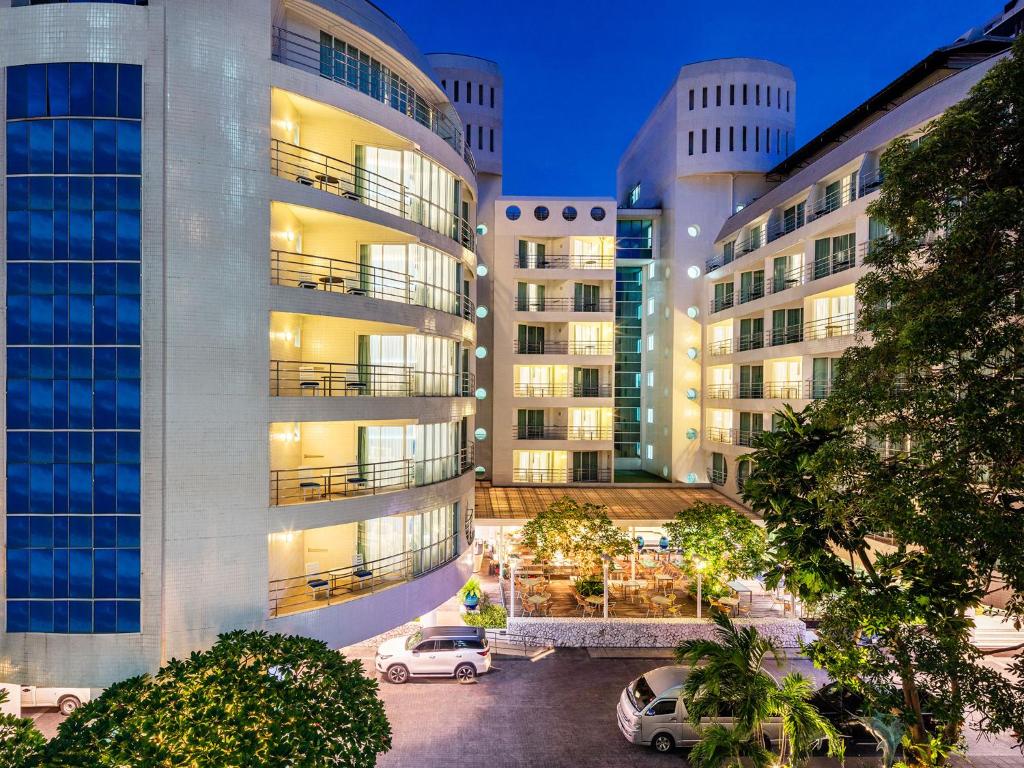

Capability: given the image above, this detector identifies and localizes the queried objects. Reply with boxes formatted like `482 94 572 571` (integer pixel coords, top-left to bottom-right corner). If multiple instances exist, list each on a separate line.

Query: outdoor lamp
635 536 645 551
694 558 707 619
659 535 669 551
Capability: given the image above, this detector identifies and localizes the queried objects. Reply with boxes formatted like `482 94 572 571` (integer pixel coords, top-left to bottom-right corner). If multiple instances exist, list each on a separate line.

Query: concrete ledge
507 616 806 649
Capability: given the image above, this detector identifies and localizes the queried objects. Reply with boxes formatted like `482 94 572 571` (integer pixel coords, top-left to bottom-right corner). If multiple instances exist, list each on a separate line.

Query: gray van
616 665 782 753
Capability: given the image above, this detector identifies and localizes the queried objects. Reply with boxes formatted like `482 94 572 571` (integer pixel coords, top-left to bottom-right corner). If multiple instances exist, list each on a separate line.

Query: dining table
650 594 672 615
619 579 646 601
519 577 545 593
718 596 739 616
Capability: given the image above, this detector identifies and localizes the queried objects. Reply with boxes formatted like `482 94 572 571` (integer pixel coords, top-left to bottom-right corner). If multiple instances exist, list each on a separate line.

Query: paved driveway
367 649 1021 768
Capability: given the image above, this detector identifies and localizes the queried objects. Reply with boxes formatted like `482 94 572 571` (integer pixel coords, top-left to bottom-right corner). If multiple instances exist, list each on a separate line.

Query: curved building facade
0 0 477 687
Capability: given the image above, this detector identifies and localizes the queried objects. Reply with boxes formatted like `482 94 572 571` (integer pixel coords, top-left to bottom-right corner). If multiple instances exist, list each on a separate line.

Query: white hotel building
0 0 1020 689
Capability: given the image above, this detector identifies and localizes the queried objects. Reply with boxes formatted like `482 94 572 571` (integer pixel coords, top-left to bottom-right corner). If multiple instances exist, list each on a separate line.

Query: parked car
375 625 491 684
617 665 782 753
13 684 91 715
809 682 938 754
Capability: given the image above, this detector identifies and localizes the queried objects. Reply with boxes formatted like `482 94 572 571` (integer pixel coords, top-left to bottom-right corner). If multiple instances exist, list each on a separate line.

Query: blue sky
382 0 1003 197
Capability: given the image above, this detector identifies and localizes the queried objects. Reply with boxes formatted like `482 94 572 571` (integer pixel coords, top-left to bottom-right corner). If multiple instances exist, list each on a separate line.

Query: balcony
708 339 733 356
738 281 765 305
705 427 735 445
766 264 806 295
271 249 473 320
513 340 614 356
514 297 614 313
512 254 615 270
858 168 884 197
768 313 856 347
270 26 474 172
270 447 473 506
764 380 805 399
810 245 858 281
737 332 765 352
511 468 612 484
707 467 727 486
268 533 459 618
512 383 613 398
512 426 613 441
709 294 735 314
270 360 472 398
270 139 474 251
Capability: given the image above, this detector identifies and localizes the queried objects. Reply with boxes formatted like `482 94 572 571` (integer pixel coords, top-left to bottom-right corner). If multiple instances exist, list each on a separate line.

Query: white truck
0 683 90 716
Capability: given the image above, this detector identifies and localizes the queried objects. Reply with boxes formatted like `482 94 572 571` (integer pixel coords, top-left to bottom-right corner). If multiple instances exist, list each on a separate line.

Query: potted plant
573 575 604 598
459 577 484 610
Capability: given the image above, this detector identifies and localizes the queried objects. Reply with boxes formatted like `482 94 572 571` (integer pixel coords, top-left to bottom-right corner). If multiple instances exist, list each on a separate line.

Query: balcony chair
296 468 323 500
305 562 330 601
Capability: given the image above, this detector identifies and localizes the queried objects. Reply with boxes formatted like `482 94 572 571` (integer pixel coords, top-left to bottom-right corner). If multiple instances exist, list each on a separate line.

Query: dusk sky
383 0 1004 197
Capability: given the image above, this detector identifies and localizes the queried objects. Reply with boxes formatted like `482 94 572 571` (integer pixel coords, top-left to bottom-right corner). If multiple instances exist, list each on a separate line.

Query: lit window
628 183 640 207
647 370 654 387
647 298 655 315
647 334 655 351
646 444 654 460
647 408 654 424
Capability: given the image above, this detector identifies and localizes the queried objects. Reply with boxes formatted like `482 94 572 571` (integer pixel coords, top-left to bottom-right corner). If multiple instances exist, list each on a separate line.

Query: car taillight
476 648 489 656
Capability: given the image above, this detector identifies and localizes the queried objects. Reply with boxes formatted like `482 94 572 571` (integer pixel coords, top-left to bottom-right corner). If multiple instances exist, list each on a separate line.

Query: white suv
375 626 491 684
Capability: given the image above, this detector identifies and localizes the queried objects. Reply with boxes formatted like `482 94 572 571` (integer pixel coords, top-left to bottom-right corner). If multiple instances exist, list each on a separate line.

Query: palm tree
676 611 842 767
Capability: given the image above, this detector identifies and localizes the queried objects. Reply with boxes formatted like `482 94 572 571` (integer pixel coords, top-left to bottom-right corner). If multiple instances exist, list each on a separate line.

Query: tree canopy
519 496 632 573
0 689 46 768
663 501 767 585
44 630 391 767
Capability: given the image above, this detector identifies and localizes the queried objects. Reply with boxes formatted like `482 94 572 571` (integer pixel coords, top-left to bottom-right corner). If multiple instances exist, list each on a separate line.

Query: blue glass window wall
6 62 142 634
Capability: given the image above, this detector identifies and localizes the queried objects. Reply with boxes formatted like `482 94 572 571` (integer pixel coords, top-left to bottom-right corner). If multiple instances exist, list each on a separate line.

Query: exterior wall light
686 388 698 400
476 224 488 236
474 427 488 441
687 225 701 238
476 264 488 277
686 473 698 483
687 265 701 279
474 388 487 400
475 346 487 359
687 347 698 360
686 306 699 319
686 428 698 440
475 305 489 318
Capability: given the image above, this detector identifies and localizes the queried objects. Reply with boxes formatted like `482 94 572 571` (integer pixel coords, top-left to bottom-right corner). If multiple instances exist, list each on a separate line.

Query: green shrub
463 603 506 628
573 575 604 597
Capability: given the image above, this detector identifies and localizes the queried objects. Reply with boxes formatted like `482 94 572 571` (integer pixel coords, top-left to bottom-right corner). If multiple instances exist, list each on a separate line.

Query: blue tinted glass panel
6 62 142 633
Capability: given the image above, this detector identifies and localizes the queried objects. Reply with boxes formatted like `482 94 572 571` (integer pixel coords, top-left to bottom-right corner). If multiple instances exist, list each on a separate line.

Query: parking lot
364 648 1022 768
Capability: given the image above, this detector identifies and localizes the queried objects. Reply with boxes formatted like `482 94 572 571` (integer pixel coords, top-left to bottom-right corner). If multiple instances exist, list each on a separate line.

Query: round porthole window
476 224 488 236
687 225 701 238
475 305 489 318
590 206 606 221
465 507 476 546
686 306 699 319
686 388 698 400
687 265 701 279
686 428 698 440
476 264 488 277
474 427 488 441
534 205 550 221
686 472 698 484
505 205 522 221
474 388 487 400
562 206 578 222
475 346 488 359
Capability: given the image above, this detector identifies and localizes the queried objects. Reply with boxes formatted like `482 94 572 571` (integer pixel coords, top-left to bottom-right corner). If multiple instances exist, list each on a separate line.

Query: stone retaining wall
507 616 807 648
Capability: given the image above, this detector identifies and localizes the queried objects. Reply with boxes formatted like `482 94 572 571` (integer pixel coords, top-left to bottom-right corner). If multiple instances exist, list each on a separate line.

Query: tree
744 38 1024 759
676 611 841 768
663 501 767 590
45 631 391 767
519 496 632 574
0 689 46 768
744 406 1024 754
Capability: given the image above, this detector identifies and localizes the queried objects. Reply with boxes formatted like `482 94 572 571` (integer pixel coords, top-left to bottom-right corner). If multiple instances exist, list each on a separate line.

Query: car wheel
386 664 409 684
652 733 675 753
454 663 477 683
58 695 81 716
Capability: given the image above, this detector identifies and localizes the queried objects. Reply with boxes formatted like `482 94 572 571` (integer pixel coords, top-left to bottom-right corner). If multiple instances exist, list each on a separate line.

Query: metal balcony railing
512 340 614 355
514 297 614 312
270 249 471 319
766 264 806 295
270 26 473 171
705 384 736 400
271 447 473 506
705 427 735 444
708 339 733 357
811 245 858 281
512 426 613 441
858 168 884 197
738 280 765 305
764 380 805 399
269 360 473 398
710 294 735 314
512 254 615 270
270 139 475 251
511 467 612 484
707 467 727 486
268 534 459 618
737 333 765 352
512 383 613 398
